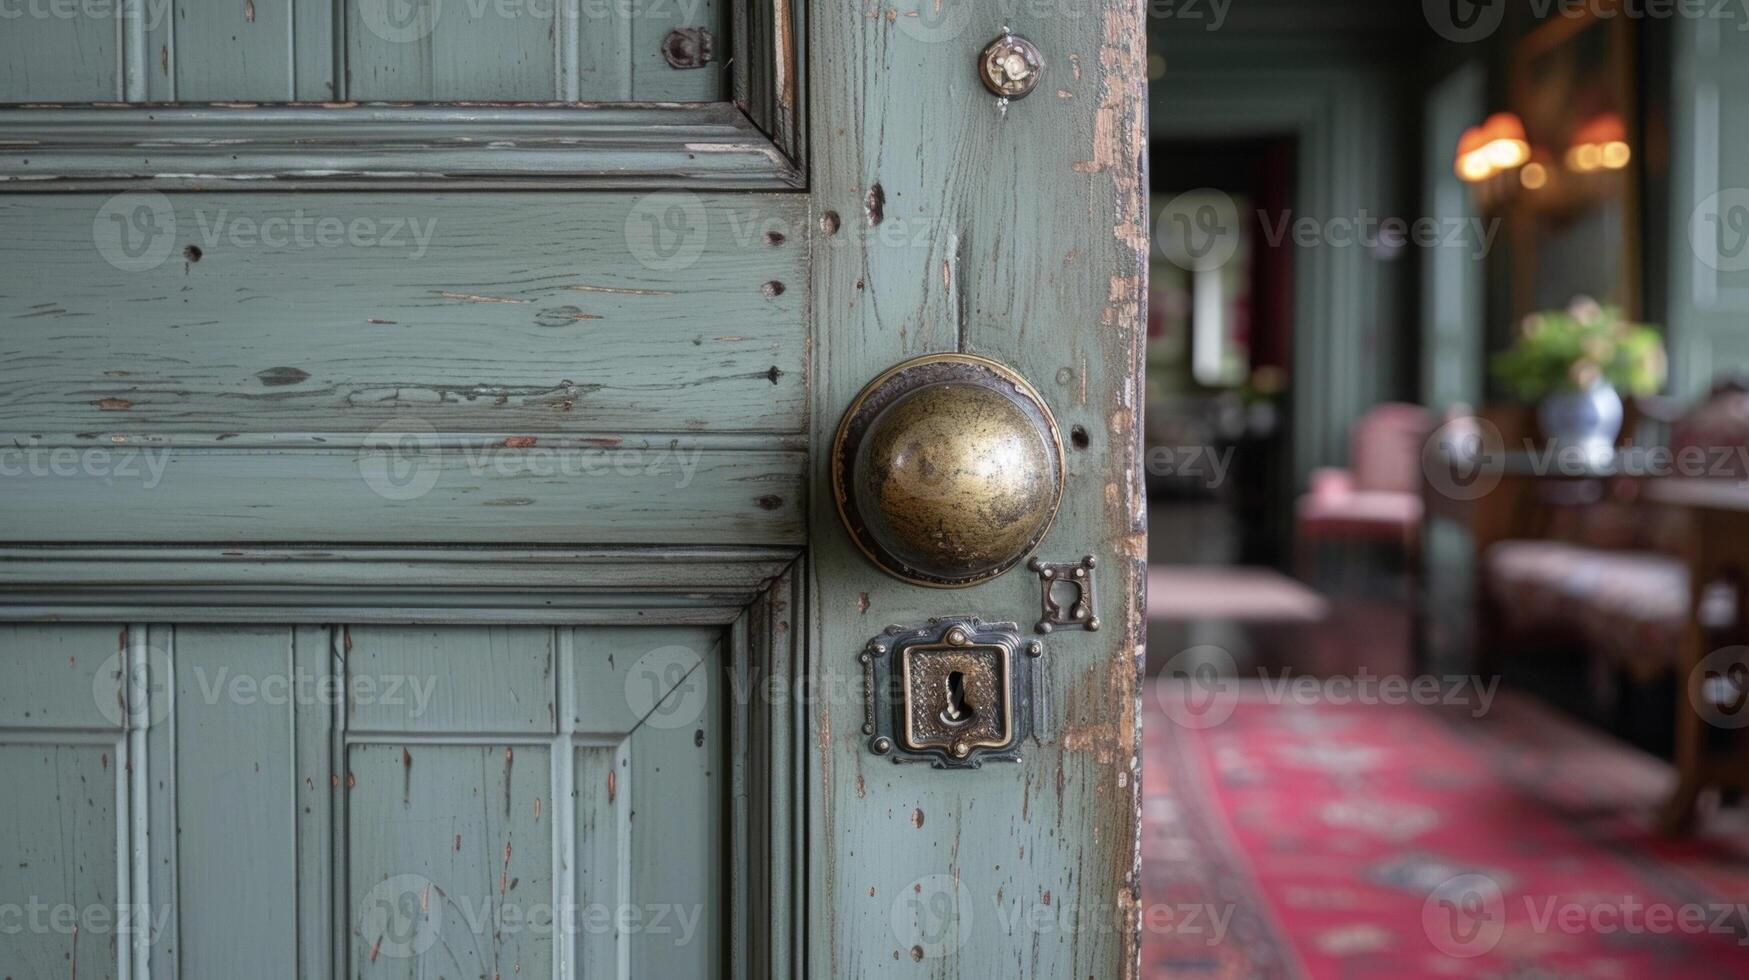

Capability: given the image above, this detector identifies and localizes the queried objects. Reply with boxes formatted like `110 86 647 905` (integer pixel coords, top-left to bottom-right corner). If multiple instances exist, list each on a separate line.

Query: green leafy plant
1491 298 1666 400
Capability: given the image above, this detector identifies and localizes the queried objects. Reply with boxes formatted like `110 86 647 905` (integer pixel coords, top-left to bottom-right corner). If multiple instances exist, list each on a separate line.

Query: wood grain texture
805 0 1146 976
0 190 804 433
1 619 748 978
170 625 300 978
0 546 797 594
348 0 552 101
0 741 124 980
0 104 800 189
0 12 121 103
0 623 129 980
0 0 724 105
0 448 804 546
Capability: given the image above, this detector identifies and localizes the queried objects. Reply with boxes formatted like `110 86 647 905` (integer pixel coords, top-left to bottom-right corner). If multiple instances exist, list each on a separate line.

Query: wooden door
0 0 1145 976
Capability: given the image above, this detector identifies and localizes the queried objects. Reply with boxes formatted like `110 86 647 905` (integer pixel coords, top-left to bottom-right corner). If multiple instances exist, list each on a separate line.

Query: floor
1140 501 1749 978
1140 685 1749 978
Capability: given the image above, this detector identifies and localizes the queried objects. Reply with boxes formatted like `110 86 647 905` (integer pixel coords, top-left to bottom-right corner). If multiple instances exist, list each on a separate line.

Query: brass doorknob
832 354 1064 588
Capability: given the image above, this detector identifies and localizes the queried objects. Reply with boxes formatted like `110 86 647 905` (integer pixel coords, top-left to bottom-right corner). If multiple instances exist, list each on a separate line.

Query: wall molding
0 546 801 622
0 103 801 191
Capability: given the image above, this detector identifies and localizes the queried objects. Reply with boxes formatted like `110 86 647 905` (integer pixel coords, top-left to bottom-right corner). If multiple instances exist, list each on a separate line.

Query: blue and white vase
1537 380 1623 460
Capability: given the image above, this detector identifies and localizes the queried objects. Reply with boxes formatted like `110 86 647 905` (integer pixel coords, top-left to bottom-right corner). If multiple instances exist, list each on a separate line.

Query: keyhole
940 671 973 727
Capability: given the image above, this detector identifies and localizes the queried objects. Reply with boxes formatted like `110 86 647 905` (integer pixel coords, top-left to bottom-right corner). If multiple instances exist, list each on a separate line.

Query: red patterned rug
1143 683 1749 978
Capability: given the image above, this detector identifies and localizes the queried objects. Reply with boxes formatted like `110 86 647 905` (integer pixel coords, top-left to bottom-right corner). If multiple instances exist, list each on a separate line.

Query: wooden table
1418 448 1616 676
1645 478 1749 832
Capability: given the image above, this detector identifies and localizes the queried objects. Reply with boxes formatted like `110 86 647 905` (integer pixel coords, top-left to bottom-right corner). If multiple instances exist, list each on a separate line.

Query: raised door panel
0 193 807 436
0 620 733 978
167 625 301 976
0 12 121 103
0 624 127 980
0 0 725 104
0 742 124 980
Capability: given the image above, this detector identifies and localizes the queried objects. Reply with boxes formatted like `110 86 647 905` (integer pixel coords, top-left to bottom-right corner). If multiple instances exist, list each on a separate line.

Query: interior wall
1151 5 1423 480
1420 63 1488 411
1665 16 1749 395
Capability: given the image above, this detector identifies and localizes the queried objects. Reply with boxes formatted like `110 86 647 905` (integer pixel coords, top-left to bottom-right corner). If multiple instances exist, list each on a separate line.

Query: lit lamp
1481 112 1531 171
1455 126 1493 183
1566 113 1630 172
1455 112 1531 184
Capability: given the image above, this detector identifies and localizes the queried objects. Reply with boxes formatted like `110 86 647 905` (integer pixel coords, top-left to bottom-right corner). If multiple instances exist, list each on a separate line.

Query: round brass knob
832 354 1064 588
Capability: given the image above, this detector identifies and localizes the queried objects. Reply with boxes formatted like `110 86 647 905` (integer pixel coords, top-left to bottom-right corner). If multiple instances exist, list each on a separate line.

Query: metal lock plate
1028 555 1100 633
861 617 1044 769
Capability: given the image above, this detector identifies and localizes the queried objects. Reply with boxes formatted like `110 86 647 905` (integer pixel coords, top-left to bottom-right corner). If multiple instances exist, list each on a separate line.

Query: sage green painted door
0 1 1145 978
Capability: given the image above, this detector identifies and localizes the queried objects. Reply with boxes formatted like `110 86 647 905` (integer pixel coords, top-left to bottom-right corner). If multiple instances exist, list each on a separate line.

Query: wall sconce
1456 112 1531 183
1566 113 1630 173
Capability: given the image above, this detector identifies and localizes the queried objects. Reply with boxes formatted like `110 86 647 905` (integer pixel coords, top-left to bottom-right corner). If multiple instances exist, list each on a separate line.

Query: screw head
872 736 893 755
946 627 969 646
980 34 1044 99
1026 641 1044 658
952 740 971 758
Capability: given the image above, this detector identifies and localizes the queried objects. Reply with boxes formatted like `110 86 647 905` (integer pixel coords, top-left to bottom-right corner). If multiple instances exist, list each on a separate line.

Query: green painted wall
1665 16 1749 395
1151 16 1421 481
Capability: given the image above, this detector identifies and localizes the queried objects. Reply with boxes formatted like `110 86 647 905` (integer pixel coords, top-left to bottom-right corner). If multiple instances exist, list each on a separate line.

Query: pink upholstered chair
1295 403 1432 577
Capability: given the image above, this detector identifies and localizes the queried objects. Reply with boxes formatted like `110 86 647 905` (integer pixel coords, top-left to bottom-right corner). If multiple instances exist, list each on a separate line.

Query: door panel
0 621 730 979
0 14 121 102
0 194 806 436
0 0 726 104
1 0 1144 972
0 625 126 980
0 741 124 980
170 626 300 974
805 2 1147 975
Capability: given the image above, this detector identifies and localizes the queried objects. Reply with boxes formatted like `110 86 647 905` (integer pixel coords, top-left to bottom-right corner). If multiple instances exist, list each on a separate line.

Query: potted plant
1491 297 1666 457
